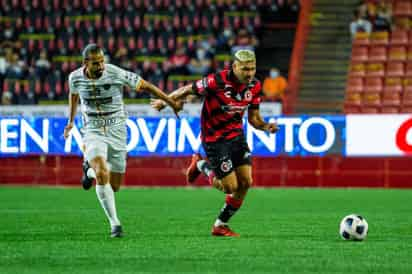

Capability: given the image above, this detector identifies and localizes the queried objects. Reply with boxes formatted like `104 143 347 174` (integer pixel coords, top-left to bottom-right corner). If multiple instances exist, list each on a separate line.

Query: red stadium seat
405 62 412 76
393 1 412 17
346 77 363 93
366 62 385 77
400 106 412 113
368 46 387 61
352 32 370 46
388 46 407 61
381 106 400 113
344 92 362 113
386 62 405 77
390 29 408 45
364 77 383 93
351 46 368 61
382 92 401 107
361 106 380 113
403 77 412 93
363 92 381 107
384 77 403 93
349 62 366 77
402 91 412 106
370 31 389 46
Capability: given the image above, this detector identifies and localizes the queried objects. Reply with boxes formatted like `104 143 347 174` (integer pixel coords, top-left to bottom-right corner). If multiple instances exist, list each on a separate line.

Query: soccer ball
339 214 368 241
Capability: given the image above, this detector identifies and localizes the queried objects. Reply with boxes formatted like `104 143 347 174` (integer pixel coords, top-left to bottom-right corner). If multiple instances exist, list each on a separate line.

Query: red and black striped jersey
192 69 262 143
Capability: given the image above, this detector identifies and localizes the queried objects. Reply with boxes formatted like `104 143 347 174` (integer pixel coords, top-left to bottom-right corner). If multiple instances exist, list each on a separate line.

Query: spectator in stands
1 91 12 105
187 41 214 75
350 9 372 38
168 45 190 75
230 29 259 55
372 1 392 32
262 67 288 103
35 50 51 82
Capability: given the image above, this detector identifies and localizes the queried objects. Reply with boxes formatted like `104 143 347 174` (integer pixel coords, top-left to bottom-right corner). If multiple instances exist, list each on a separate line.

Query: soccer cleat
110 225 123 238
211 225 240 237
81 161 93 190
186 153 202 184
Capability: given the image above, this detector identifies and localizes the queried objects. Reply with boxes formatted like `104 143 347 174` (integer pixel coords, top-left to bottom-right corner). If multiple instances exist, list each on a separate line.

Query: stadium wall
1 114 412 187
0 155 411 188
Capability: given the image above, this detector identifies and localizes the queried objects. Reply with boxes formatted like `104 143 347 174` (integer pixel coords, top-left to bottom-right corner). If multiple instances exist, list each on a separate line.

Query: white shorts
83 122 127 173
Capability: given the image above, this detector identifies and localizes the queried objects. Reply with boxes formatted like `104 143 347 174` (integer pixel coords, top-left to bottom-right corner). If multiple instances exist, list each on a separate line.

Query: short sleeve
192 73 218 96
249 81 262 109
113 65 142 90
68 72 78 94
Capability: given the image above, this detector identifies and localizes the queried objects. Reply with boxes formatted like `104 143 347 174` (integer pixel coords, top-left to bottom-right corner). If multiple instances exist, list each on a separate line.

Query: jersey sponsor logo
244 90 252 101
220 159 233 172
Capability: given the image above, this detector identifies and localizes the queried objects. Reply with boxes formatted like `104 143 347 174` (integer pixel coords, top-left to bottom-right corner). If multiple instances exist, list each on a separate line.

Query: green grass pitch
1 186 412 274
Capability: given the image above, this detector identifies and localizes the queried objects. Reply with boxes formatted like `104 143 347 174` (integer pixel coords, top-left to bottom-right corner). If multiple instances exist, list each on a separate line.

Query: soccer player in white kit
63 44 182 238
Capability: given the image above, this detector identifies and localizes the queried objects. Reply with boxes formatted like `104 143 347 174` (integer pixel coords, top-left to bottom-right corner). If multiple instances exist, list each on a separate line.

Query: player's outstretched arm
151 84 194 111
64 93 80 139
247 108 278 133
138 79 183 116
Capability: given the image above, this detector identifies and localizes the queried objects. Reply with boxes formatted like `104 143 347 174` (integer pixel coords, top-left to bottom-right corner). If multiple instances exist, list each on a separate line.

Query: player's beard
90 69 103 79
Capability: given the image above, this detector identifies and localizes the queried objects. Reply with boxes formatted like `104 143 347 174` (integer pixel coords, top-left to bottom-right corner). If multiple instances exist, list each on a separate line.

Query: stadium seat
403 77 412 93
363 92 381 107
344 92 362 107
400 106 412 113
388 46 407 61
366 62 385 77
370 31 389 46
361 106 380 113
386 62 405 77
390 29 409 45
364 77 383 93
405 62 412 76
402 91 412 106
351 46 368 62
346 77 363 93
349 62 366 77
381 106 400 113
393 1 412 17
382 92 401 107
368 46 387 61
352 32 370 46
384 77 403 93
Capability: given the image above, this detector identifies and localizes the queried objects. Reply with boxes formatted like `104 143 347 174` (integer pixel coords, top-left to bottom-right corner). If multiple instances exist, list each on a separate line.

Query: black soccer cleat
81 161 94 190
110 225 124 238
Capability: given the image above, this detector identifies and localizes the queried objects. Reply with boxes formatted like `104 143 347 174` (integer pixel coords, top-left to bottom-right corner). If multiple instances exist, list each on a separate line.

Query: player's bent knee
223 182 238 194
95 168 109 185
111 184 120 192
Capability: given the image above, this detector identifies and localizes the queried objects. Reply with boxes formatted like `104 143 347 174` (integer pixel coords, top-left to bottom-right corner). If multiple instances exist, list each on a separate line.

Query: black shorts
202 135 252 179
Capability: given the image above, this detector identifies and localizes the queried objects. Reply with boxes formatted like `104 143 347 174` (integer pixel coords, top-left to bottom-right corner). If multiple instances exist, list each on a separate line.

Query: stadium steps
295 0 358 114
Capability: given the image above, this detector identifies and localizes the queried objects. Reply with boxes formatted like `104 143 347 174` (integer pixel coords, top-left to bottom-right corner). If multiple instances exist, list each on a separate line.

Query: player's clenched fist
150 99 167 111
63 122 73 139
264 123 278 134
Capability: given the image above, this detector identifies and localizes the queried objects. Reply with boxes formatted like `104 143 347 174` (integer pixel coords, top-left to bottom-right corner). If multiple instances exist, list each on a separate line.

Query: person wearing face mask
262 68 288 103
350 9 372 38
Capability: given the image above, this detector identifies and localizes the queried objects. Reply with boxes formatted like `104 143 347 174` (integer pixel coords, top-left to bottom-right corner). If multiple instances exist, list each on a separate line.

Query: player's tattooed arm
64 93 80 139
151 84 193 111
247 108 278 134
139 79 183 116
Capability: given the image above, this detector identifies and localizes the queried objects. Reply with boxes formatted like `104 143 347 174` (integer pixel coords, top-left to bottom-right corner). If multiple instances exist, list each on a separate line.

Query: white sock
214 219 227 227
95 183 121 227
87 168 96 179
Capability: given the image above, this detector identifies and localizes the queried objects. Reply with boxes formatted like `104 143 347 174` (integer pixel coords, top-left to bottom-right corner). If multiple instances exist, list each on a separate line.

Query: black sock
218 204 239 223
217 195 243 223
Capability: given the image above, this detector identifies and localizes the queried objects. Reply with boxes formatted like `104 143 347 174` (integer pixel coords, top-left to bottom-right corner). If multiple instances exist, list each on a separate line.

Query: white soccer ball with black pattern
339 214 368 241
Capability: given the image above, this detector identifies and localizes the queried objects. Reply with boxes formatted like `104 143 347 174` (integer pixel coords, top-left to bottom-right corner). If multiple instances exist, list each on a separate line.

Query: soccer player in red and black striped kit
151 49 278 237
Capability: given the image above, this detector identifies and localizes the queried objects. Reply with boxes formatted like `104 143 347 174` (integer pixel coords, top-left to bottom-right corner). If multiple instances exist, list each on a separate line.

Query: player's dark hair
82 44 104 60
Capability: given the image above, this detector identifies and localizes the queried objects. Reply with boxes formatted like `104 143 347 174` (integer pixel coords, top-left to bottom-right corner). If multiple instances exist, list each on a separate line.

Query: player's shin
95 183 121 228
215 194 244 227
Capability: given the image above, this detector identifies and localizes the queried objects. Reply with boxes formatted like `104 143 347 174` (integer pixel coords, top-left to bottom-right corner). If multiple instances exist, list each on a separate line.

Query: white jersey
68 64 142 118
